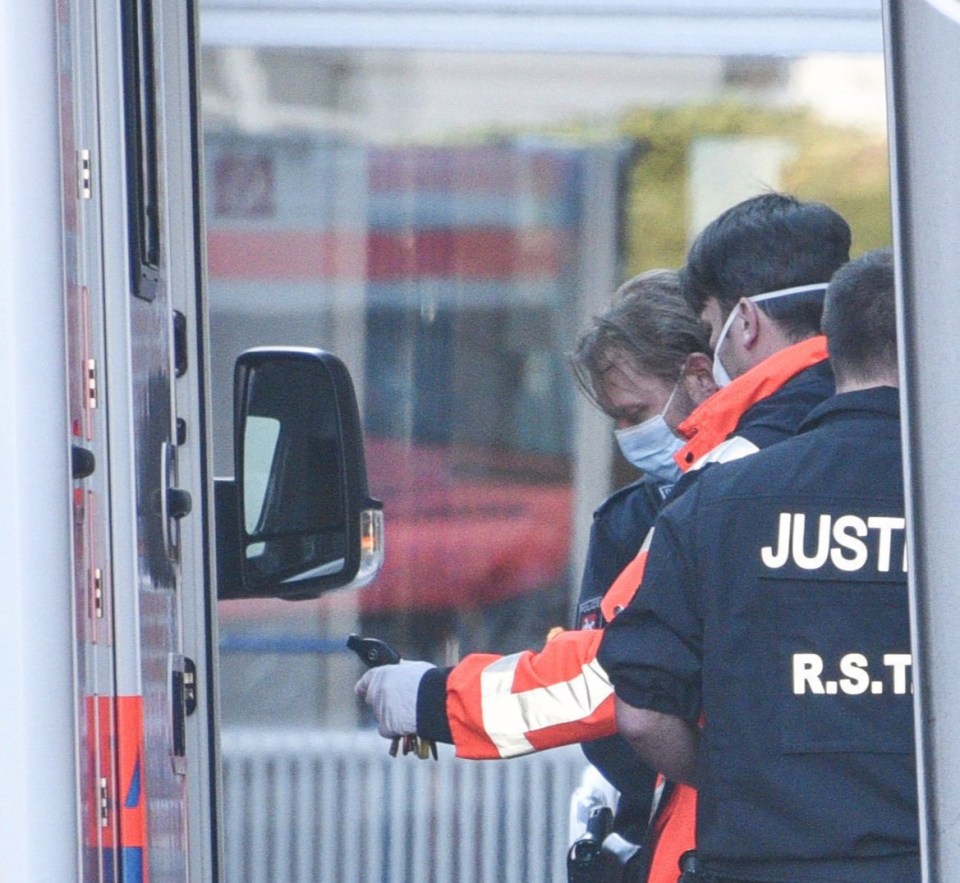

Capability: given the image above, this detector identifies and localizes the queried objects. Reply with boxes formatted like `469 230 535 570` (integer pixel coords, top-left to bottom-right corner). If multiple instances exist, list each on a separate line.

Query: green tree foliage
618 102 891 277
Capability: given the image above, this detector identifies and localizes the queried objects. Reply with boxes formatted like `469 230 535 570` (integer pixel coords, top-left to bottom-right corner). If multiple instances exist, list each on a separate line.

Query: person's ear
680 352 718 405
738 298 762 350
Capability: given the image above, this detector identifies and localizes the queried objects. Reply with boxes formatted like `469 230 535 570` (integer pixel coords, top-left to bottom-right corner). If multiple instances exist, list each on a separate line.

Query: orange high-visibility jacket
430 338 830 767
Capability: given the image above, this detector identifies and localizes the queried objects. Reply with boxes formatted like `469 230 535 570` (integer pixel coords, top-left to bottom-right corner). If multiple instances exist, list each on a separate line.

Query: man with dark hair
666 194 849 478
601 248 920 882
682 191 852 345
822 250 899 385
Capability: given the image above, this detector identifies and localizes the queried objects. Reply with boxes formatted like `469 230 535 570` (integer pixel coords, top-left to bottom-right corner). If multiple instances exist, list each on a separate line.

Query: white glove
355 660 435 739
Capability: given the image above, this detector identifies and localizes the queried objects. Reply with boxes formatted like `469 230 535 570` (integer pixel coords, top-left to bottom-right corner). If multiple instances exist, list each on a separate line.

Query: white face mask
711 283 829 388
614 383 684 484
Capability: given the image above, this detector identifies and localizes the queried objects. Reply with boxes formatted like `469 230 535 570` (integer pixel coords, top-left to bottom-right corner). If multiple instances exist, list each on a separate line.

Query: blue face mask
613 384 684 484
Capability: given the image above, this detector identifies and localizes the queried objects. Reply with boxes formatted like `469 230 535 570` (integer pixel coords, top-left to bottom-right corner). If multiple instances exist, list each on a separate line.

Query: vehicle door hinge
71 445 96 480
161 442 192 565
79 149 92 200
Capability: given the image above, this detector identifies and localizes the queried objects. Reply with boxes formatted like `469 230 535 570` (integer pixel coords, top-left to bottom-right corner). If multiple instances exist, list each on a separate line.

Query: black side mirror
216 347 383 600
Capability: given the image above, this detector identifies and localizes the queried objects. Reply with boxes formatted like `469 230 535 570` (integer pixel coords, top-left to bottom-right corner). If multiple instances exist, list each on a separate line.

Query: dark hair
822 248 898 384
572 269 712 412
681 192 852 340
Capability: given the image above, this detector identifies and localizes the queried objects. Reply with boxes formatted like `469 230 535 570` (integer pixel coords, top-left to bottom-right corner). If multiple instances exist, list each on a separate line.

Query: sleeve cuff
611 666 701 723
417 666 454 743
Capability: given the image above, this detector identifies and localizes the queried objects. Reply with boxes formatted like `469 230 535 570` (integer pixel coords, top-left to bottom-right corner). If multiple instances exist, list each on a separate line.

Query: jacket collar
799 386 900 432
674 335 830 471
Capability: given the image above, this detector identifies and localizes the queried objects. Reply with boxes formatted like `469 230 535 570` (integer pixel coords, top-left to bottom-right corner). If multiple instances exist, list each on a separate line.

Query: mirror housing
216 347 383 601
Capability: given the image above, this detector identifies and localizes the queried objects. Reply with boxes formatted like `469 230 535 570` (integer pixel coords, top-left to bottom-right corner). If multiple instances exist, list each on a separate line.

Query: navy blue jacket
575 476 672 837
580 359 835 840
575 476 671 630
600 388 920 882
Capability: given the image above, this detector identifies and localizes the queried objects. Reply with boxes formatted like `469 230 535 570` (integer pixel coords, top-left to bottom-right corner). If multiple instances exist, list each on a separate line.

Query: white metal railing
221 729 585 883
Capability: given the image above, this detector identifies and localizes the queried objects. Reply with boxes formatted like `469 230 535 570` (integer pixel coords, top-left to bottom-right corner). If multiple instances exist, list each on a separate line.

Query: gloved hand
355 660 435 738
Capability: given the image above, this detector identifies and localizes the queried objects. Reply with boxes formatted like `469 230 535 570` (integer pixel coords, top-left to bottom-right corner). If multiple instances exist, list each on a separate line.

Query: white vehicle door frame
884 0 960 879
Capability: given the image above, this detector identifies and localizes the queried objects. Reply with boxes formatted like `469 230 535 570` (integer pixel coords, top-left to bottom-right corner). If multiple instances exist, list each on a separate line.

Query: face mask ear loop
712 306 740 388
660 368 686 428
663 374 680 416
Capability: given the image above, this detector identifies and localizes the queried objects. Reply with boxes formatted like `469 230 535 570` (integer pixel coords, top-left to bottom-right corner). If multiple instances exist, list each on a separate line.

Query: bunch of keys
395 733 435 759
348 634 438 760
